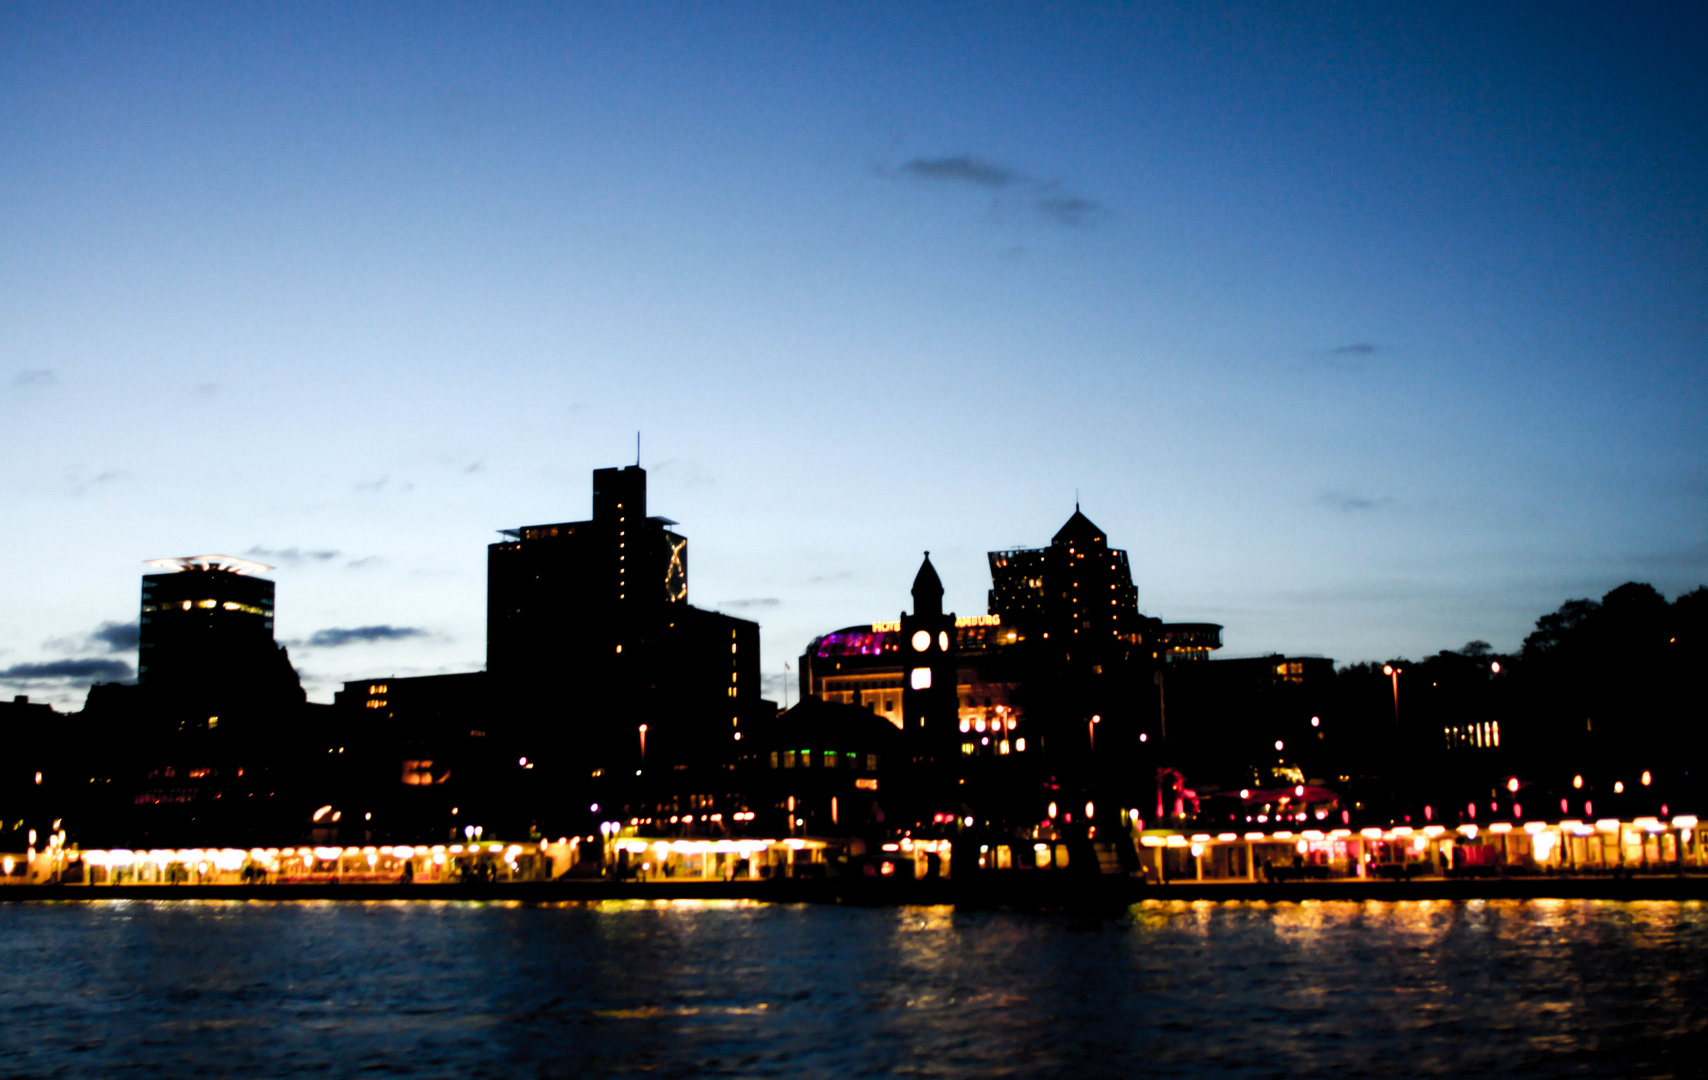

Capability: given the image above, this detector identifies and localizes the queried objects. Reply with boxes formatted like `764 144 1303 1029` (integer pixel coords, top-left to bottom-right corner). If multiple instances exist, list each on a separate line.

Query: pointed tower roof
1052 508 1105 546
911 552 944 617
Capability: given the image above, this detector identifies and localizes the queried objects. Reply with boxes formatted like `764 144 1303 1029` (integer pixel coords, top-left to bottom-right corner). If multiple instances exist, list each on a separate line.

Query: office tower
988 508 1141 653
487 466 688 681
138 555 304 714
486 465 763 824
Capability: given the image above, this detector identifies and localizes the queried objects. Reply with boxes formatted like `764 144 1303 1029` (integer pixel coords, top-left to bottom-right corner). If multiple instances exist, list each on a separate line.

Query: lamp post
1382 664 1402 726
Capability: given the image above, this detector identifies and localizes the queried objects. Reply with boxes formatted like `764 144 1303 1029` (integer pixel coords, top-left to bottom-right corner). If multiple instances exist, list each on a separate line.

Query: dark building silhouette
0 695 59 857
70 557 320 847
317 465 761 837
320 465 769 845
487 465 689 683
325 672 510 844
800 512 1201 863
899 554 960 765
988 509 1142 652
742 697 902 839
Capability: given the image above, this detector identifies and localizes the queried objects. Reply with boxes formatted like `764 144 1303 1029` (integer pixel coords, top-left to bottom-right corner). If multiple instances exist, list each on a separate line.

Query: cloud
345 556 382 569
11 369 55 388
1319 491 1390 512
0 657 133 683
1037 195 1101 227
43 619 140 655
245 546 341 566
90 621 141 652
807 571 855 583
718 598 781 609
1629 540 1708 571
65 467 132 496
898 155 1019 187
894 155 1103 229
306 625 428 648
1315 343 1381 373
355 476 413 493
194 382 221 397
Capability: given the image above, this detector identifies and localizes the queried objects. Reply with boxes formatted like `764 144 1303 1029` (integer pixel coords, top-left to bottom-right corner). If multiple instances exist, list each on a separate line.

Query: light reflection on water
1 898 1703 1078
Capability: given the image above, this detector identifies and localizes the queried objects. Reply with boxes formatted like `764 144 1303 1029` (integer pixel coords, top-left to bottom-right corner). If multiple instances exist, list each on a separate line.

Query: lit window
910 667 932 690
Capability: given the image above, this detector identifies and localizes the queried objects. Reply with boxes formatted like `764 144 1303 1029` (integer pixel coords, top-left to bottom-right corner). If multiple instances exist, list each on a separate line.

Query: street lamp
1382 664 1402 725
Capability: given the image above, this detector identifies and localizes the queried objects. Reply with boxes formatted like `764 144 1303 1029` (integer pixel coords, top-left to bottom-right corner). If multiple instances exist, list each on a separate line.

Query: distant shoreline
6 874 1707 908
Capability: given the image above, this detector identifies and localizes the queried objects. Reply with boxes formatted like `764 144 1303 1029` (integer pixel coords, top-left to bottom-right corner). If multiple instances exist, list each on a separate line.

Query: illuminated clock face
911 630 931 652
910 667 932 690
938 631 949 651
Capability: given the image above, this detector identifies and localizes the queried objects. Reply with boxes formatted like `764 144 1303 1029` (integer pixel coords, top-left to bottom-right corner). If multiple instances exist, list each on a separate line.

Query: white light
910 667 932 690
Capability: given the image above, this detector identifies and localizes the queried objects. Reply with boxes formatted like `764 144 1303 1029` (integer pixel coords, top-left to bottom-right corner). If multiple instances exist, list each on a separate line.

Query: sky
3 2 1705 709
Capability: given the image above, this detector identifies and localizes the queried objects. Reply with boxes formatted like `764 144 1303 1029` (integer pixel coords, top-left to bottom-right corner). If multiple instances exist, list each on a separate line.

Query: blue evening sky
3 3 1704 707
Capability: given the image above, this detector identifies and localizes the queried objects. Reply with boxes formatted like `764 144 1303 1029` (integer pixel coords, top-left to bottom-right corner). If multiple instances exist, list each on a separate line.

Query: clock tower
899 553 959 772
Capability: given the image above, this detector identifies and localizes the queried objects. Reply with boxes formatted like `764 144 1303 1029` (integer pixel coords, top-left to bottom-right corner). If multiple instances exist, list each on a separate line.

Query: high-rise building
69 555 313 847
988 508 1142 651
138 555 299 703
484 465 765 828
487 466 688 681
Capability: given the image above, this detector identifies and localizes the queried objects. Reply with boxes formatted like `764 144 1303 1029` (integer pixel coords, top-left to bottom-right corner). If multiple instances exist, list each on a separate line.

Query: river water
1 898 1703 1078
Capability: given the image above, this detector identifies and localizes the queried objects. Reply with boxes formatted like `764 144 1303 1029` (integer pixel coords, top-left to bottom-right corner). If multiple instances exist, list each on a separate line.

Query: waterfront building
988 509 1140 645
740 696 902 838
484 465 768 833
798 513 1216 861
68 557 320 847
0 694 60 856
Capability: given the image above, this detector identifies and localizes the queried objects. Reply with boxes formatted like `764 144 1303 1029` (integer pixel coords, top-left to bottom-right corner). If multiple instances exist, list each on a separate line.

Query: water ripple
0 899 1703 1078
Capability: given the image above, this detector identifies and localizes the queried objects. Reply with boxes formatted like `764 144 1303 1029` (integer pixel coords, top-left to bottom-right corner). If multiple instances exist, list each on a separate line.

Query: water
2 899 1704 1079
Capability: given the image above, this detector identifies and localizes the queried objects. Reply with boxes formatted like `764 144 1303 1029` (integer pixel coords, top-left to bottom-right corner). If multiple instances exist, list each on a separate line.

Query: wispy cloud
65 467 132 497
11 369 55 388
1629 540 1708 571
0 657 133 683
246 546 341 566
194 382 221 397
1315 342 1381 373
1319 491 1391 512
893 154 1103 228
1037 194 1101 227
306 625 428 648
355 475 413 493
345 555 382 569
899 155 1019 187
43 620 140 655
718 598 781 609
808 571 855 583
90 621 140 652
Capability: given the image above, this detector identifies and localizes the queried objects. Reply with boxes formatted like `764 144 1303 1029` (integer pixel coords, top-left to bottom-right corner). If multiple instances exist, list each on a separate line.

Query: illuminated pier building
797 511 1227 856
742 697 902 839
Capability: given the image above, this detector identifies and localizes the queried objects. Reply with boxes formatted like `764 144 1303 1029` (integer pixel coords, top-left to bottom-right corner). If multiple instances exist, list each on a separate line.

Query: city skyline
4 4 1706 708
